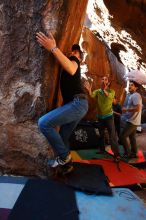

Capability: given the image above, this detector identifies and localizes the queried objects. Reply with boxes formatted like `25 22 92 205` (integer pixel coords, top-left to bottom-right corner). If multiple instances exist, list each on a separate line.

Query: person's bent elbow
136 104 141 112
68 66 78 75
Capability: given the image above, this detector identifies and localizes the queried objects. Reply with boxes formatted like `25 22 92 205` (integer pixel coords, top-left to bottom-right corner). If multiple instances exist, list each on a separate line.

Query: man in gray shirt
120 81 142 158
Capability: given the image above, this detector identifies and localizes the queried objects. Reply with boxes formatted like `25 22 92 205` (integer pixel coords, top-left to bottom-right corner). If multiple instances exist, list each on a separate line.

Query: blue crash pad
76 188 146 220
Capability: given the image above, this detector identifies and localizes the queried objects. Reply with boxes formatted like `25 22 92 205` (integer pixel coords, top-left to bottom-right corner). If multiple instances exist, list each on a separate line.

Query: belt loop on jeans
74 93 87 100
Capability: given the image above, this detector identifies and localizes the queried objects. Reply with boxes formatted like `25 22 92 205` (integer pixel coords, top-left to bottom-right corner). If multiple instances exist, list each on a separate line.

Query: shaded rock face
104 0 146 70
0 1 45 122
0 0 88 176
1 0 145 176
82 0 146 121
82 28 126 120
101 0 146 121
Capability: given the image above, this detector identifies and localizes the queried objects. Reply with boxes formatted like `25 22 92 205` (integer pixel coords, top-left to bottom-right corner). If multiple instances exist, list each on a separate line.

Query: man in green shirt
85 76 120 161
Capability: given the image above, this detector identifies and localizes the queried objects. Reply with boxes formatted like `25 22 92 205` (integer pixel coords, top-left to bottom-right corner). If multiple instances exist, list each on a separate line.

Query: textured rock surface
104 0 146 71
82 28 126 120
0 0 88 176
1 0 146 176
103 0 146 119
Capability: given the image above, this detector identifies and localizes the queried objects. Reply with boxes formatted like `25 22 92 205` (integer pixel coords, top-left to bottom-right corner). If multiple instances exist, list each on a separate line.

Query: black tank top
60 56 84 104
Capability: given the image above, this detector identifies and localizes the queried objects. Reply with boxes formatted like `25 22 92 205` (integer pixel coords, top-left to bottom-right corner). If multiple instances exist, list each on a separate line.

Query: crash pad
106 146 146 165
71 149 113 160
76 188 146 220
8 179 79 220
74 160 146 187
59 162 112 195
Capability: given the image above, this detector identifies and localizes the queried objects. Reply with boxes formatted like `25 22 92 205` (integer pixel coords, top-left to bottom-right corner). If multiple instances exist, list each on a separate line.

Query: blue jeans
38 97 88 158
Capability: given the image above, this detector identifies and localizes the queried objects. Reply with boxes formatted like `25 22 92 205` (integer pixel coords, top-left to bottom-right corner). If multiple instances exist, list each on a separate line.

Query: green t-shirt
91 89 115 119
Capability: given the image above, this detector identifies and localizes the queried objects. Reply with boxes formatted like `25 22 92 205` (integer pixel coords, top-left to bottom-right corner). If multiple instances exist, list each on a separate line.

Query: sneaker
57 163 74 175
47 154 72 168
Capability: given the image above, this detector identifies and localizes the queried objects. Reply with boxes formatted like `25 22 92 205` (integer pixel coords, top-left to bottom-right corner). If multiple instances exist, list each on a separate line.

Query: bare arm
36 32 78 75
84 81 92 96
103 89 109 97
102 82 111 97
113 111 122 116
122 104 141 113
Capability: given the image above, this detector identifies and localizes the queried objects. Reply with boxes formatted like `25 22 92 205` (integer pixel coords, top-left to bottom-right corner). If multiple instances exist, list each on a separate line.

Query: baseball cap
72 44 83 59
72 44 81 51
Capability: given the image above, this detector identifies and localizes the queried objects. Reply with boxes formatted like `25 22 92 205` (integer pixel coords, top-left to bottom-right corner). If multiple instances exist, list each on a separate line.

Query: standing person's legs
114 119 119 140
98 120 106 152
116 120 121 140
129 126 137 155
120 122 136 155
105 117 120 157
38 98 88 160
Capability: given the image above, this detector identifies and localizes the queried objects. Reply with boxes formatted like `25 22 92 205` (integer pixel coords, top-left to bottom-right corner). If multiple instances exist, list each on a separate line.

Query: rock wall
104 0 146 70
82 28 126 120
0 0 88 176
1 0 145 176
